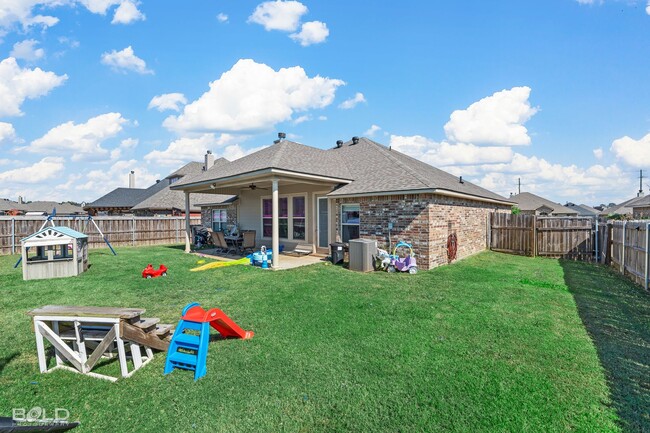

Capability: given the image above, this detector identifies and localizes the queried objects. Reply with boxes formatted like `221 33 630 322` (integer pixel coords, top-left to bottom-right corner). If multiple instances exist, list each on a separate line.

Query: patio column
184 191 191 253
272 178 280 268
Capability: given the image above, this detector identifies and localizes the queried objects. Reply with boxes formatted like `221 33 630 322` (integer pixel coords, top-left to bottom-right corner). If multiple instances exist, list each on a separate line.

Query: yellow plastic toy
190 257 250 272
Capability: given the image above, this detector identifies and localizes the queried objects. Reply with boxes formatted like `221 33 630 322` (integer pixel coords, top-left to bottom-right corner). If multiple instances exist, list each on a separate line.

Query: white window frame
211 208 228 231
340 203 360 243
260 193 308 241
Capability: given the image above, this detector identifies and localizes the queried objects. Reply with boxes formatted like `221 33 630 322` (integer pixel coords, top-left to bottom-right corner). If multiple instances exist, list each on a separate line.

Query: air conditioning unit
349 238 377 272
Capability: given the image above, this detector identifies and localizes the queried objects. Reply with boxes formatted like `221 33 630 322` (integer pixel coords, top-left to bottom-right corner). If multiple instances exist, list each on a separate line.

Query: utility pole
639 170 645 197
518 178 521 195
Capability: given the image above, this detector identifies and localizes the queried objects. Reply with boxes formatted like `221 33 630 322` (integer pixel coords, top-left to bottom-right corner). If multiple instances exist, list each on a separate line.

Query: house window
262 195 305 240
212 209 228 231
293 197 305 240
341 204 360 242
262 198 288 238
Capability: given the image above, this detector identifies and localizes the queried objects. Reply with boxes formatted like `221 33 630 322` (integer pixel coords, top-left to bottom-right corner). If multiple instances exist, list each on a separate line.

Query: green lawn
0 246 646 432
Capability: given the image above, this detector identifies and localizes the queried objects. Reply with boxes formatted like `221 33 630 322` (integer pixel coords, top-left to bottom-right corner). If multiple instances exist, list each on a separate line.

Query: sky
1 0 650 206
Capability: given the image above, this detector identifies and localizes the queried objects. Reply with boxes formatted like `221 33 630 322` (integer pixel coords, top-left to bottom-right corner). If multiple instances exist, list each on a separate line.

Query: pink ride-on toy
387 241 418 274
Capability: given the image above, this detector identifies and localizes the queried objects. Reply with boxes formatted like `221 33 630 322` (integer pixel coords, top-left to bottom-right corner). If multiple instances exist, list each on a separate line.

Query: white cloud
0 57 67 117
144 133 239 166
163 59 344 133
0 1 61 35
119 137 138 149
248 0 308 31
71 159 160 199
0 122 17 143
79 0 121 15
444 86 538 146
0 157 65 183
364 124 381 137
610 133 650 168
318 115 327 121
111 0 145 24
58 36 80 49
390 135 513 167
646 1 650 15
293 114 311 124
148 93 187 112
217 13 228 23
290 20 328 46
11 39 45 61
101 46 153 75
27 113 128 161
593 148 603 159
338 92 366 110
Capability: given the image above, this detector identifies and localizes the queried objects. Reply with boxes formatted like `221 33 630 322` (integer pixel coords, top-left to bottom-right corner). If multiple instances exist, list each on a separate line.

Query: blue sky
1 0 650 205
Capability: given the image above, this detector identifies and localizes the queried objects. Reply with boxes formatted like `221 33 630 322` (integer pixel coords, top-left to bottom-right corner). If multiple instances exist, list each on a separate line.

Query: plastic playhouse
164 303 254 380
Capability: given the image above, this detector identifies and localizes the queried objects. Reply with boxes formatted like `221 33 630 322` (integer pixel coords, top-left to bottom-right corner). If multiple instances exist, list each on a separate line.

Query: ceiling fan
246 183 269 191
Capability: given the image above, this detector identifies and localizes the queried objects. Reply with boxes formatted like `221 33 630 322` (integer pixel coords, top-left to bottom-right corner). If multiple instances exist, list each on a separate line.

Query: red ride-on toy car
142 264 168 278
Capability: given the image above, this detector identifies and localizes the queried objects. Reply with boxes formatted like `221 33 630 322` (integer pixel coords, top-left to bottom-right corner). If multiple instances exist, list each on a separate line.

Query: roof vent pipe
278 132 286 141
129 170 135 188
336 140 343 148
351 136 360 145
459 176 464 184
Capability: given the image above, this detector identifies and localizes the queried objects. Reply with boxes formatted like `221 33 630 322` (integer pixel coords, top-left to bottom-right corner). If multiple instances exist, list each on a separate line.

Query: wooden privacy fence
0 216 200 255
490 213 650 290
489 213 596 261
609 221 650 289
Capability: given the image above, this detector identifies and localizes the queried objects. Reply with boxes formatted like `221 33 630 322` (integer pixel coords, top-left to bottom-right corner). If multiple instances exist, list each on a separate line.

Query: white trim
260 192 308 242
172 168 351 191
328 188 514 206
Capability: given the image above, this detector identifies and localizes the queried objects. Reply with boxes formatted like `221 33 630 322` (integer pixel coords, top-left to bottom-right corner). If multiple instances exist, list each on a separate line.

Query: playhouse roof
22 226 88 243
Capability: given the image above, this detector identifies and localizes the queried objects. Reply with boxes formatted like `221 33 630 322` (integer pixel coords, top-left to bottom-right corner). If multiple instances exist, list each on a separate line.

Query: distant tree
511 206 521 215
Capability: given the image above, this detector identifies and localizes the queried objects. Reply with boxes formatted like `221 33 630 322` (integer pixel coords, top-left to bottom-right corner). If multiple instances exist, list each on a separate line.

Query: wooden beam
84 326 117 371
36 321 82 371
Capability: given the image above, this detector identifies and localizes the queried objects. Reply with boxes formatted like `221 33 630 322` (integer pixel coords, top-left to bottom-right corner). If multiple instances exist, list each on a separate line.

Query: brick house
172 136 513 270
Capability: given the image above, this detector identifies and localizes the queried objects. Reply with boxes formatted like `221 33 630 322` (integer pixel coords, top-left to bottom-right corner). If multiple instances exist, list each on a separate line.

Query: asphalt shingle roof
173 141 352 188
132 159 235 211
510 192 578 215
173 137 511 204
602 195 646 215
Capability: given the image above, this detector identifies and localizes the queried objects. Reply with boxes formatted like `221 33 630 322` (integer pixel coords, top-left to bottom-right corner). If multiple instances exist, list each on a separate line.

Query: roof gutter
328 188 514 206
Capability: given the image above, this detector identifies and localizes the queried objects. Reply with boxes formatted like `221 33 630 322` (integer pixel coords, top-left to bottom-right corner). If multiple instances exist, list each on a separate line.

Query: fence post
644 223 650 290
132 216 136 246
175 218 180 243
532 216 537 257
11 218 15 255
621 221 627 274
594 219 599 263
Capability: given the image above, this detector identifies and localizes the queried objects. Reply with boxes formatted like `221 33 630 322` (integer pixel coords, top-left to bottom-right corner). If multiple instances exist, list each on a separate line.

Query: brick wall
633 206 650 219
334 194 509 270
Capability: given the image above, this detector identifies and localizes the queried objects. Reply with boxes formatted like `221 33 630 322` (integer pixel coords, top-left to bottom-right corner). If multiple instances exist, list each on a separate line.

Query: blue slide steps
164 319 210 380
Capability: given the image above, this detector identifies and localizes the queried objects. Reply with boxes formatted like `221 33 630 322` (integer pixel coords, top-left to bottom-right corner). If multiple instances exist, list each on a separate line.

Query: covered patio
172 140 352 269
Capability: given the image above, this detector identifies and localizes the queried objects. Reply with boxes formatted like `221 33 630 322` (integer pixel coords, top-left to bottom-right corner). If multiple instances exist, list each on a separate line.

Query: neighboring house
510 192 578 216
0 199 85 216
85 155 233 216
0 199 20 215
564 203 599 218
630 195 650 218
131 159 234 216
600 195 646 217
171 136 514 270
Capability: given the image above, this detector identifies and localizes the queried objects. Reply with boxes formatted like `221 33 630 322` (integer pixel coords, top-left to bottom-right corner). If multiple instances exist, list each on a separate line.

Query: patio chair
282 243 314 257
240 231 256 255
213 231 238 255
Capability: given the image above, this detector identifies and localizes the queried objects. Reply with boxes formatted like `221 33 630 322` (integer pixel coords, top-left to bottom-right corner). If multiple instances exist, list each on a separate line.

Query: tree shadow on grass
561 260 650 432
